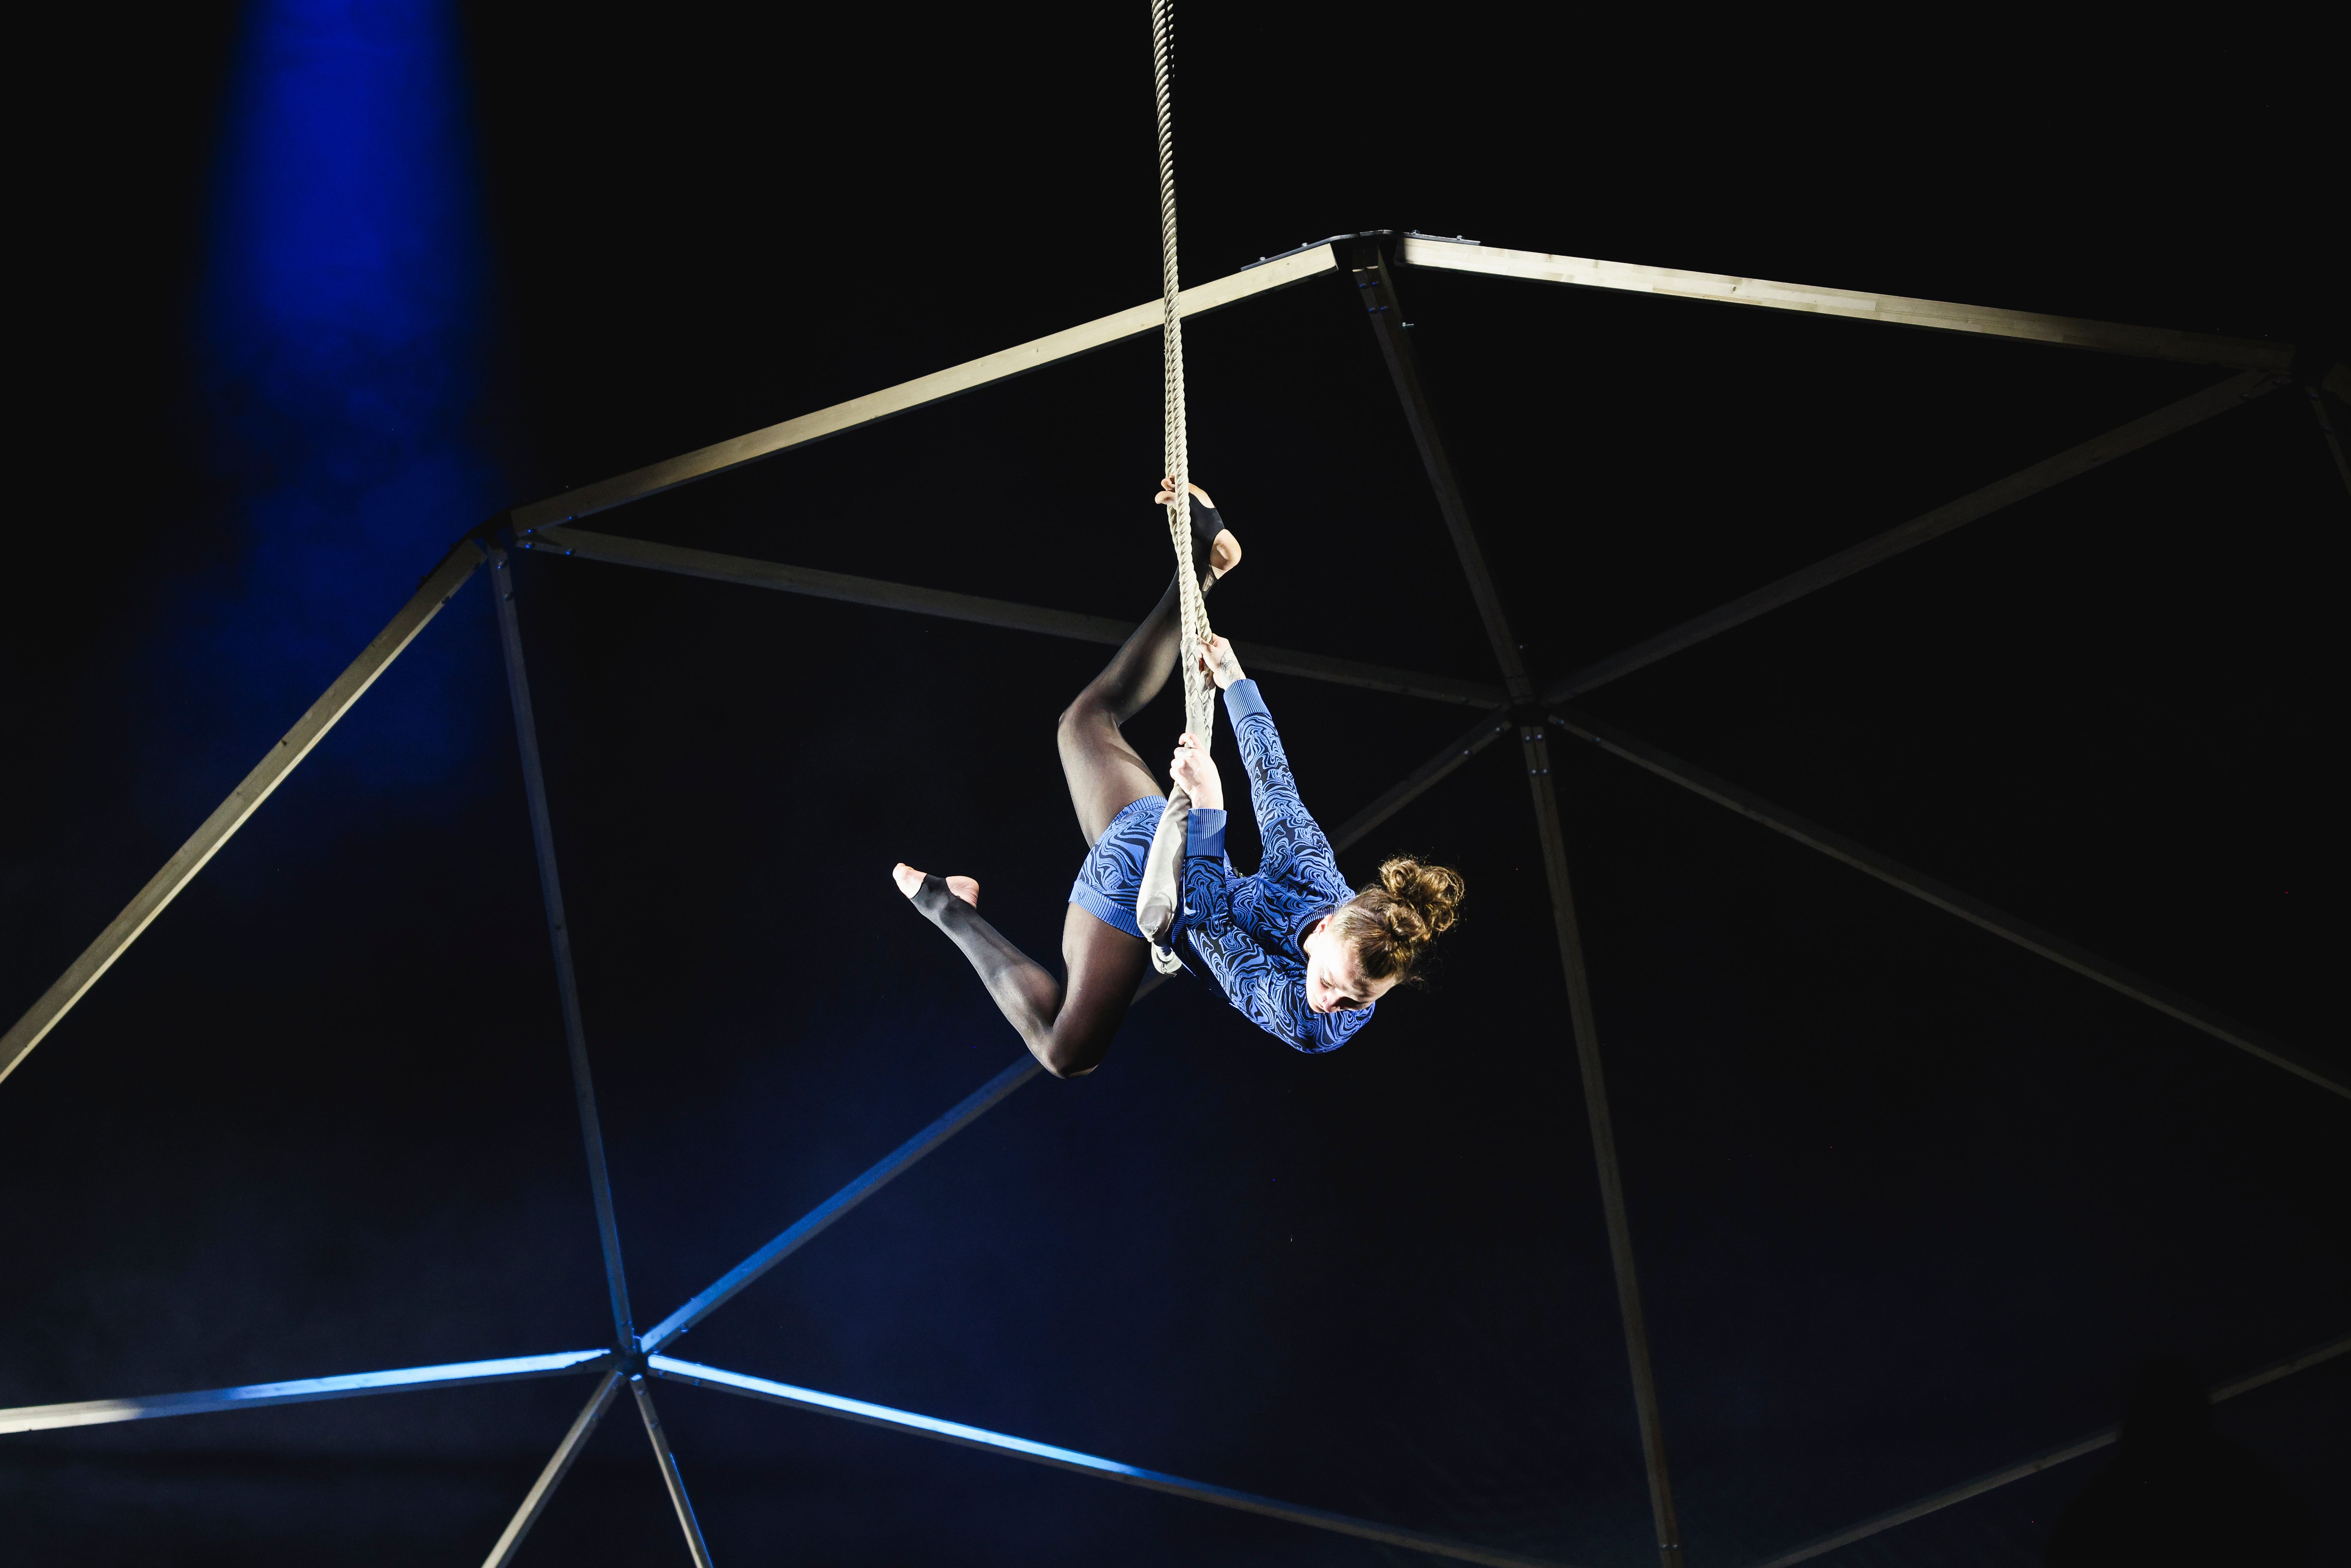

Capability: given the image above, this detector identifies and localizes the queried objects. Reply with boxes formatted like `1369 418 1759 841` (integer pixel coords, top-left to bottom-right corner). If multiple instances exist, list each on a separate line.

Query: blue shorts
1068 795 1163 940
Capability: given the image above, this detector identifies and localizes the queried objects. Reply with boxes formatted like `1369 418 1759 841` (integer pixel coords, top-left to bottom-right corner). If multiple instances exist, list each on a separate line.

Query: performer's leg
1046 904 1151 1075
903 875 1146 1078
1057 522 1235 844
896 510 1231 1076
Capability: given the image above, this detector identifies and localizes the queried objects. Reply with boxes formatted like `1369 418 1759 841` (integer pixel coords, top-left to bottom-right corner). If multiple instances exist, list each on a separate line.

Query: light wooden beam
649 1355 1577 1568
511 246 1339 533
0 542 487 1086
0 1350 610 1434
1350 238 1688 1568
1402 238 2293 372
1739 1330 2350 1568
524 525 1507 708
1327 706 1516 851
1543 369 2285 703
478 1372 625 1568
1550 707 2348 1101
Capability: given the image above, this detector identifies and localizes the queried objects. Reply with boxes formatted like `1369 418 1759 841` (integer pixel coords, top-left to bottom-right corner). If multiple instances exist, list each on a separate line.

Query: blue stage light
194 0 499 794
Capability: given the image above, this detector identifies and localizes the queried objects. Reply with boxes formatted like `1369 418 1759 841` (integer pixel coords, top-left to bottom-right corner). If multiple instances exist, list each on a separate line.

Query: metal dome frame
6 231 2346 1568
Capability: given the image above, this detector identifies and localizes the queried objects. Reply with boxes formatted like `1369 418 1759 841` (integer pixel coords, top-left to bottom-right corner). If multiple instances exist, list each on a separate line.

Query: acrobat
893 479 1464 1077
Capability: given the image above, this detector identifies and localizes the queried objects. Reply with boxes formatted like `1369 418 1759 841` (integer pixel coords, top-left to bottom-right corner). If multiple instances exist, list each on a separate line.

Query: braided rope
1152 0 1215 753
1132 0 1214 971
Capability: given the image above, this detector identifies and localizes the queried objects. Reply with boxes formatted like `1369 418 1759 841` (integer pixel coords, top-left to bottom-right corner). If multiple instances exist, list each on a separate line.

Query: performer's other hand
1197 633 1245 691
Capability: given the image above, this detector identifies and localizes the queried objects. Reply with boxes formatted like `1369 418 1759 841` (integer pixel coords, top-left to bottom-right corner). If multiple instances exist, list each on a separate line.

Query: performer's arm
1179 820 1362 1054
1172 696 1371 1056
1195 636 1343 900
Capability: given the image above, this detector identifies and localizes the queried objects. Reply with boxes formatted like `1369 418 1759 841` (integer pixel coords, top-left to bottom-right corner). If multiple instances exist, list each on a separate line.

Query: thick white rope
1153 0 1215 751
1136 0 1211 971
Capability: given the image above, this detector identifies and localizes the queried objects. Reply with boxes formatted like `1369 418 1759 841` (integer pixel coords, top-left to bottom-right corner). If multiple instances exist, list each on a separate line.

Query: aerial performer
892 477 1465 1078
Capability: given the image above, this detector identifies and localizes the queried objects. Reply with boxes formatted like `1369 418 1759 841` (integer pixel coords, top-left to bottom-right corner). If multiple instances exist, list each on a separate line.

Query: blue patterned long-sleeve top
1179 679 1375 1053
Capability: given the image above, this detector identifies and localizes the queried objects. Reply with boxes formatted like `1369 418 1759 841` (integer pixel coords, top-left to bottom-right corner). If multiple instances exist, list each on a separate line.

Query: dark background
4 4 2344 1565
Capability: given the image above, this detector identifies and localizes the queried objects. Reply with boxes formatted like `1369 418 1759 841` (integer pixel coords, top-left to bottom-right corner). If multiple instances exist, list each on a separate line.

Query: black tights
910 517 1225 1078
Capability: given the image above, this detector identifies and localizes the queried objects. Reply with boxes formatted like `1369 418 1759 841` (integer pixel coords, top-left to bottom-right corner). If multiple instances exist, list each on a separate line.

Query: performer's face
1302 917 1397 1014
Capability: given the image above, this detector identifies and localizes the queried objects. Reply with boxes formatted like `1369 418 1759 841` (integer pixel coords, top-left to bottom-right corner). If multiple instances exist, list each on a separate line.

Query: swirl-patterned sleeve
1178 680 1374 1054
1226 681 1351 918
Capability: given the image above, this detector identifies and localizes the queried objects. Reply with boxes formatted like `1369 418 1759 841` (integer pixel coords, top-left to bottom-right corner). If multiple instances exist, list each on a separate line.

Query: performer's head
1301 856 1466 1013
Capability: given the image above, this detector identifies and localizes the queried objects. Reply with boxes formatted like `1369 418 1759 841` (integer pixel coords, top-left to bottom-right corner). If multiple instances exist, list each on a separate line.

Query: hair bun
1377 856 1465 945
1330 857 1467 985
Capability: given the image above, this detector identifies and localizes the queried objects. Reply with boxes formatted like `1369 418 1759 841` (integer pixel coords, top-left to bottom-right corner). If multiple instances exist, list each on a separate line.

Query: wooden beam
511 246 1340 532
1739 1330 2351 1568
488 548 637 1347
1348 243 1535 701
643 701 1538 1356
638 1055 1041 1354
1349 238 1687 1568
649 1356 1579 1568
1550 707 2349 1101
1 542 486 1086
524 525 1506 709
0 1350 610 1435
630 1379 715 1568
479 1372 625 1568
1543 369 2285 703
1402 238 2294 372
1328 707 1516 852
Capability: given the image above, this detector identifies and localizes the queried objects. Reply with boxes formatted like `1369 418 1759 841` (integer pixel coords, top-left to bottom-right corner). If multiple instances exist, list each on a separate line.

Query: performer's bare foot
893 863 978 907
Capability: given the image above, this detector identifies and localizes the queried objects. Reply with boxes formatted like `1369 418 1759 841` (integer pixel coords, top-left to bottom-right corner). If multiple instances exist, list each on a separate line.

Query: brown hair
1326 856 1465 984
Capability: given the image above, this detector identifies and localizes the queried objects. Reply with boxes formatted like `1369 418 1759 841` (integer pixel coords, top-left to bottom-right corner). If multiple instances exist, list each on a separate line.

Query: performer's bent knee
1039 1020 1119 1081
1057 694 1113 739
1038 1028 1111 1079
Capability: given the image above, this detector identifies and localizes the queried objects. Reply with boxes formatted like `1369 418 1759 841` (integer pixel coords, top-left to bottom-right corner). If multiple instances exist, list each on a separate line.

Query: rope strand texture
1153 0 1214 752
1133 0 1212 972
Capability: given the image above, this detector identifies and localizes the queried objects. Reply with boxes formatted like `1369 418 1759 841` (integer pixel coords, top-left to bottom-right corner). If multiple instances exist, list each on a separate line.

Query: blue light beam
638 1054 1043 1353
648 1355 1575 1568
190 0 500 797
0 1349 611 1434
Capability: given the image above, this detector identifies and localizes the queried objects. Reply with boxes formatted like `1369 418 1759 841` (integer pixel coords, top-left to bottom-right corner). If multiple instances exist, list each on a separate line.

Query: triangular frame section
7 231 2347 1568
